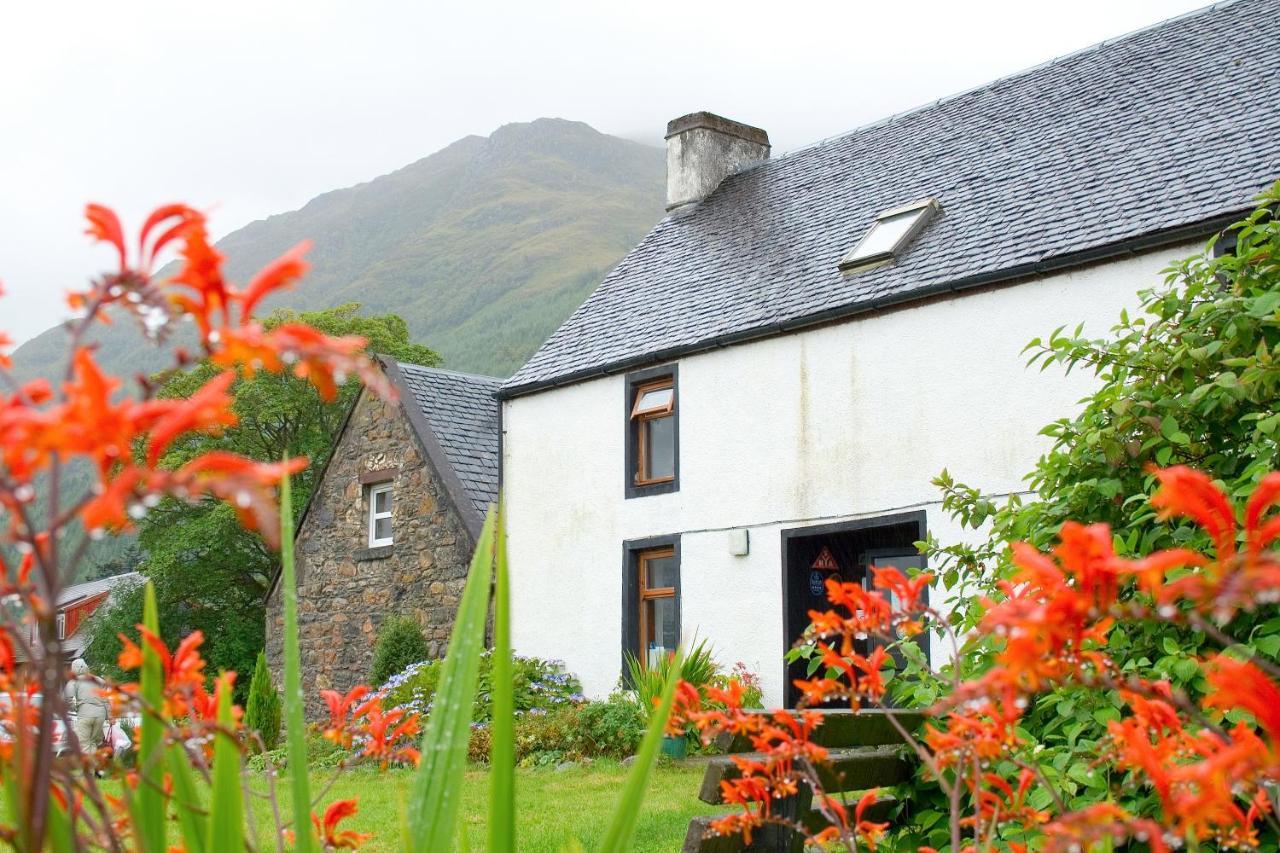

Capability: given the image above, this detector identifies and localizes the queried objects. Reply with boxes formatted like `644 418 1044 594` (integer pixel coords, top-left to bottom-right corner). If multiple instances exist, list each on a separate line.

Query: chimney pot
664 111 770 212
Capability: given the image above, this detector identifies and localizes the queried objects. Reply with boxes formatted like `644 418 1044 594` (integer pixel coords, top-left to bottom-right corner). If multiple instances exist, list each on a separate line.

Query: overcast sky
0 0 1208 347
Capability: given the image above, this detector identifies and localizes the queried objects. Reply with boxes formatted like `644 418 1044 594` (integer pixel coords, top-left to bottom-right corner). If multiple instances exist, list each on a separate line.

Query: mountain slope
10 118 665 381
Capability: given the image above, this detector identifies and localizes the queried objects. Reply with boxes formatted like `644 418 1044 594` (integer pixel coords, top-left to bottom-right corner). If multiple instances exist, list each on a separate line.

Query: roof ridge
394 361 502 384
758 0 1236 167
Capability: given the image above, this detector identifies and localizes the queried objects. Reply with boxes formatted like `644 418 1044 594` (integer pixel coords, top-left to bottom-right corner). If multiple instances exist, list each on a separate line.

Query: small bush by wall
244 651 282 751
369 616 430 686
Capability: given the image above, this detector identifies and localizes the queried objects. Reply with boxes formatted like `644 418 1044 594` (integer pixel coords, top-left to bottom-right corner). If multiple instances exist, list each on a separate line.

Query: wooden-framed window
621 535 681 680
367 483 393 547
637 547 679 668
625 366 679 498
56 612 66 640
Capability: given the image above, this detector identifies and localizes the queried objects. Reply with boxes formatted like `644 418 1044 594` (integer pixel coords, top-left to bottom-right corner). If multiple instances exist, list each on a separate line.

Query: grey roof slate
504 0 1280 396
395 364 501 517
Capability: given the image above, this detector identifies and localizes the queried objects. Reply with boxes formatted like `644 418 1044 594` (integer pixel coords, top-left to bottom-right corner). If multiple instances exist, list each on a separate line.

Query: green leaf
407 509 498 852
167 743 209 853
1253 634 1280 658
136 582 167 853
488 500 515 853
596 649 683 853
45 787 74 853
279 464 316 853
207 678 244 851
1172 658 1200 682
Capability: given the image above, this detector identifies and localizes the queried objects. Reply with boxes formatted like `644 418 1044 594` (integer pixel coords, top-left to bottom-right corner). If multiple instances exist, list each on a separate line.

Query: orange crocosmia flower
85 203 128 272
137 370 238 465
1151 466 1238 559
322 685 372 748
238 240 311 321
1245 471 1280 557
137 203 201 273
1204 656 1280 742
870 565 934 611
312 800 371 850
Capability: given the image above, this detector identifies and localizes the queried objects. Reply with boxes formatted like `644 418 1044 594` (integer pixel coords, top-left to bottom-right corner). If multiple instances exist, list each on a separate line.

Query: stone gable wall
266 390 474 717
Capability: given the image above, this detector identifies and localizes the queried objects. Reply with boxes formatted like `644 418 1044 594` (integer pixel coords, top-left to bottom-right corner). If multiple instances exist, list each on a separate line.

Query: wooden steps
681 797 899 853
698 744 913 805
683 709 924 853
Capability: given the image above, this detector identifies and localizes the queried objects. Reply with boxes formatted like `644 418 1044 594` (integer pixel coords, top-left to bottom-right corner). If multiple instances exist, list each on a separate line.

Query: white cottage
498 0 1280 707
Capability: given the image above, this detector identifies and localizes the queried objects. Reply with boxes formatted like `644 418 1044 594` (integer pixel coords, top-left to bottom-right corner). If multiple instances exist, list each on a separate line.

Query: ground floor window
621 536 680 678
638 547 678 667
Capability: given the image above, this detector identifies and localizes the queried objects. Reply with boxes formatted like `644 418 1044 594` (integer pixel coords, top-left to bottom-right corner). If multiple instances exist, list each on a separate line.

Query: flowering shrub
0 203 399 850
673 467 1280 851
0 203 692 852
380 650 584 724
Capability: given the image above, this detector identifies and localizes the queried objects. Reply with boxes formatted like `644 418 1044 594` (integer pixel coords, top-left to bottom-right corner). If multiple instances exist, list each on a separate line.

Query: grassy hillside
10 118 664 382
5 118 664 579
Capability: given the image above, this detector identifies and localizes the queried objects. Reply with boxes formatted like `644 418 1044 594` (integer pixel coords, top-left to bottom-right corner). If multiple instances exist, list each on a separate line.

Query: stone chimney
665 112 770 212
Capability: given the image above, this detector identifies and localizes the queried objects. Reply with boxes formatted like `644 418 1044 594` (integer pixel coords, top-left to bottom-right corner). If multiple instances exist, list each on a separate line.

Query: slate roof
393 363 501 521
503 0 1280 397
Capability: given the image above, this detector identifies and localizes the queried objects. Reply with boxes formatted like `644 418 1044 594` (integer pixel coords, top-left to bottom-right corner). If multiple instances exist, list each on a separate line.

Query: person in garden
64 658 109 754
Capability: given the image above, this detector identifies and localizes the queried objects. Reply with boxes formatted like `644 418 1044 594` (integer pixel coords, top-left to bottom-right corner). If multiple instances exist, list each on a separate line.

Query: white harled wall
502 243 1199 706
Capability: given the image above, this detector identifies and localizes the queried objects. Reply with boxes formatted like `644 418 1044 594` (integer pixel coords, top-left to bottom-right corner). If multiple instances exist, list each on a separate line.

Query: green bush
369 616 429 686
244 652 282 751
246 729 348 773
464 693 647 767
381 650 584 723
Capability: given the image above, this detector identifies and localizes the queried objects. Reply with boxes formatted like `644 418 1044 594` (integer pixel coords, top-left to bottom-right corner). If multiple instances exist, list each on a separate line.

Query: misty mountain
10 118 665 382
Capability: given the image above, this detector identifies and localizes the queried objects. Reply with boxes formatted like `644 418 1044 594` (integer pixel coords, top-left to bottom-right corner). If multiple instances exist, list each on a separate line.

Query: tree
84 303 440 699
369 616 430 686
245 651 283 751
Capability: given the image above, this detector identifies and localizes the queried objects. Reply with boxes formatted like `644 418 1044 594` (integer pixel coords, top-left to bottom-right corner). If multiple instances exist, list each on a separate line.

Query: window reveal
368 483 393 547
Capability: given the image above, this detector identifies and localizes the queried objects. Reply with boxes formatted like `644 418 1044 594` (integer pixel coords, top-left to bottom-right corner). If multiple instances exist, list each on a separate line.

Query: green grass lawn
249 759 718 852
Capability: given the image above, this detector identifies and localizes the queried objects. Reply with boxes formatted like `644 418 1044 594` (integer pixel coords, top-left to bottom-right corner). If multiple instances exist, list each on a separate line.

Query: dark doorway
780 512 927 708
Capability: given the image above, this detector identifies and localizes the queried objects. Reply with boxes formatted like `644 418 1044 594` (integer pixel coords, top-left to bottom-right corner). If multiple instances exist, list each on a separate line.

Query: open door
781 513 926 708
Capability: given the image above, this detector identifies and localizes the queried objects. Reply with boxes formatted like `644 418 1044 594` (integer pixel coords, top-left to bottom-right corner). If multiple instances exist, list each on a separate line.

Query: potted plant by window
626 639 718 760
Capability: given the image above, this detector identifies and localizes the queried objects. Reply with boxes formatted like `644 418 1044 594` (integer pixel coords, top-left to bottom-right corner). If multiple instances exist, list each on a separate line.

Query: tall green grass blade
45 787 73 853
488 500 514 853
208 678 244 850
406 508 497 852
137 582 166 853
279 465 316 853
166 743 208 853
596 649 683 853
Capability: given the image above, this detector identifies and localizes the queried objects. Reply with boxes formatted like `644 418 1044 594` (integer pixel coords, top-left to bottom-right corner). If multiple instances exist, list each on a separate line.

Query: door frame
779 510 927 707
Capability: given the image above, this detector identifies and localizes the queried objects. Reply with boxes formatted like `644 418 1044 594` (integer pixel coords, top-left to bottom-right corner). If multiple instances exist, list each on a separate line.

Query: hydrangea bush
380 650 585 724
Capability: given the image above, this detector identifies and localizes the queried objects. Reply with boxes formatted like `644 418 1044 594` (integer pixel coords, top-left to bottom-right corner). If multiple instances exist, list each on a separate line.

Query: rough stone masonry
265 389 474 718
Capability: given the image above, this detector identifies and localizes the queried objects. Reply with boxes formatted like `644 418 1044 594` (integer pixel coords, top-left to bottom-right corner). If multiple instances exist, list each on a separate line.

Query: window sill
625 478 679 499
354 545 395 562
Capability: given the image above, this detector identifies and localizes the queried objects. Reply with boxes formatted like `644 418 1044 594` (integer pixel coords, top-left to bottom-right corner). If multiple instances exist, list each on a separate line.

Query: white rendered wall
503 244 1199 707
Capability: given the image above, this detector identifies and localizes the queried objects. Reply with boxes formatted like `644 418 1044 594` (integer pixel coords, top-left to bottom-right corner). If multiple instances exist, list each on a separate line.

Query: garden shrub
465 693 647 767
369 615 429 686
381 649 583 723
244 651 282 751
903 185 1280 827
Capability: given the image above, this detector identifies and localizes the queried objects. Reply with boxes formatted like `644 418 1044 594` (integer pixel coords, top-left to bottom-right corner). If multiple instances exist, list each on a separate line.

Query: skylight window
839 198 940 272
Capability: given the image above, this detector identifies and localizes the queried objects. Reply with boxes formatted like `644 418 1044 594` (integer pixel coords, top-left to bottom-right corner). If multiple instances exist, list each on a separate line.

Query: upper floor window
625 367 679 498
368 483 393 547
56 612 66 640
